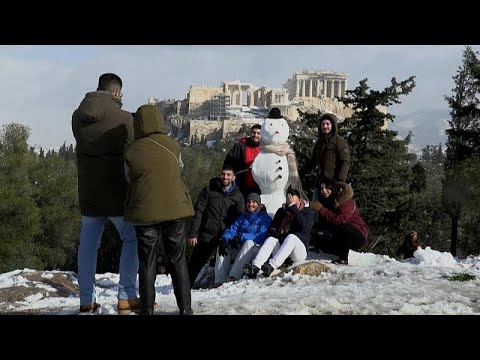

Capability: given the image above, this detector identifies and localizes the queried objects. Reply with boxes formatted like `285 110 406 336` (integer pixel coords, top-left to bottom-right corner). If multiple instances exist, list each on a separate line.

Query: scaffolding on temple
209 93 231 120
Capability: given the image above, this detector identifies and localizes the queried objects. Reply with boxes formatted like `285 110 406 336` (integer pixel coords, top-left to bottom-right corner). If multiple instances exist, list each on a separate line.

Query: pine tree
58 141 67 159
67 144 75 161
420 144 445 190
289 111 320 200
445 46 480 167
337 76 417 253
443 46 480 256
0 123 42 272
410 162 426 193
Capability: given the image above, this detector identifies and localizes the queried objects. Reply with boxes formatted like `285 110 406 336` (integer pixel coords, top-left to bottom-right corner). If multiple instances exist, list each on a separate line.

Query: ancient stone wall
222 119 263 138
187 86 222 116
189 120 223 142
189 118 263 143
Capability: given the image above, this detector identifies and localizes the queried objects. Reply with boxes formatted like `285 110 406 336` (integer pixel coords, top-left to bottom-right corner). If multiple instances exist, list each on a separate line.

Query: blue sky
0 45 477 148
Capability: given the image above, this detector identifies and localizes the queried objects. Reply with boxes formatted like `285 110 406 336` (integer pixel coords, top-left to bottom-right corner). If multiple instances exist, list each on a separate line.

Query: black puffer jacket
189 178 245 243
269 202 316 249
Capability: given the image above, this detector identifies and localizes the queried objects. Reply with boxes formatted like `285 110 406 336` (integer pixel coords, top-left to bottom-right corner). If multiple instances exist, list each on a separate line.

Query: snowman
251 107 305 218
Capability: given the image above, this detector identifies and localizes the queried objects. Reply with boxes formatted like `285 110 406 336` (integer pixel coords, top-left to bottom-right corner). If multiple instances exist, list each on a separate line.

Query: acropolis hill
147 70 383 143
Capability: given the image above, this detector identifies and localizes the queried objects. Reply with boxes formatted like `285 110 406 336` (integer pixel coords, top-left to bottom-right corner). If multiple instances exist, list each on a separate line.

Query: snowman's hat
267 107 282 119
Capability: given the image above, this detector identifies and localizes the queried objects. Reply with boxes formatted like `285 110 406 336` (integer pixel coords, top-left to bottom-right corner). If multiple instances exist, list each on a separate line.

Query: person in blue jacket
214 192 271 284
244 188 315 278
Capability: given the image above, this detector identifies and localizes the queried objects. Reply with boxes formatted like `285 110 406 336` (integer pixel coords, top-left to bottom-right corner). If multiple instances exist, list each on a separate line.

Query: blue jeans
78 216 138 305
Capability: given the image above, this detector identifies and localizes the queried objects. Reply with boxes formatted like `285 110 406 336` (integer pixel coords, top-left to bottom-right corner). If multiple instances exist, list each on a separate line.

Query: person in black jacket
243 188 315 278
187 165 245 287
223 123 262 201
396 230 422 260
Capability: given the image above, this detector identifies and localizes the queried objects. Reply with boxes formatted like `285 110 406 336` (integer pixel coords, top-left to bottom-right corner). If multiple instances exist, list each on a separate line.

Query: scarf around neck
262 143 308 200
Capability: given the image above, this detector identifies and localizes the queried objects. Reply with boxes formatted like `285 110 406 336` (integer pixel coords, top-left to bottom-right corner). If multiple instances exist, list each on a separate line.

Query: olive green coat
125 105 194 224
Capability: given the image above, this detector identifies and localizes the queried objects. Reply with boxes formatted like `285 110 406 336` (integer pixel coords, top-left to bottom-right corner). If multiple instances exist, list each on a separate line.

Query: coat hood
318 112 339 138
332 181 353 208
133 104 166 140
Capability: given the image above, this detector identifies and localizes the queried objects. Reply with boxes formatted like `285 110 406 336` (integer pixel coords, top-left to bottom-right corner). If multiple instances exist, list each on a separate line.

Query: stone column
248 89 253 107
323 79 327 96
316 79 320 97
309 79 313 97
300 79 305 98
330 80 334 98
295 79 299 98
238 85 242 106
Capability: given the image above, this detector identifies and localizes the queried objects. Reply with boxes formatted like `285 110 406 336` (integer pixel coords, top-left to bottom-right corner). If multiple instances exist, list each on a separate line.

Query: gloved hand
218 238 228 257
230 235 241 250
310 200 323 211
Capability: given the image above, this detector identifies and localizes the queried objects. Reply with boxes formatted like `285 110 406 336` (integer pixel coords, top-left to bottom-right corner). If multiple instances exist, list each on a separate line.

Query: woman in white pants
244 189 316 278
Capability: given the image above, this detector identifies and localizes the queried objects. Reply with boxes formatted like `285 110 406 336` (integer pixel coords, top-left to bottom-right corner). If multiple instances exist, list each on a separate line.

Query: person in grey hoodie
72 73 139 314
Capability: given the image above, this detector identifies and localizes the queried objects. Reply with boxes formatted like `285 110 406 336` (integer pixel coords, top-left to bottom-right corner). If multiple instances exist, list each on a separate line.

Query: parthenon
155 69 364 143
283 70 348 101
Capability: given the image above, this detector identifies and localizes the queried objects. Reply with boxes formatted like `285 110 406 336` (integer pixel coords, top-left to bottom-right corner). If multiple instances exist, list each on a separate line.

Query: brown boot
79 302 100 314
118 298 140 315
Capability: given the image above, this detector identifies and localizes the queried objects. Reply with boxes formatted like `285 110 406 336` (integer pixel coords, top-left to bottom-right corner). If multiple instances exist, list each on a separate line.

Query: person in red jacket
310 178 368 265
223 123 261 201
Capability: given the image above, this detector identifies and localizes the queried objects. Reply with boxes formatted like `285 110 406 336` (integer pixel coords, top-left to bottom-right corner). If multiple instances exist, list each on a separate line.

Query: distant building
209 93 231 120
147 97 158 105
283 69 348 101
151 69 387 144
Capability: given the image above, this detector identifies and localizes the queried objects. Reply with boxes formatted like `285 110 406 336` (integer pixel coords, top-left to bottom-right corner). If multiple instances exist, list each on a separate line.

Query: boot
243 263 260 279
79 302 100 314
179 307 194 315
140 308 154 315
118 298 140 315
261 263 275 277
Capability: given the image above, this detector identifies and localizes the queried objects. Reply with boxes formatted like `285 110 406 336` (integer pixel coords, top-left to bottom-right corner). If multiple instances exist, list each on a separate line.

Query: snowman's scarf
262 143 308 200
